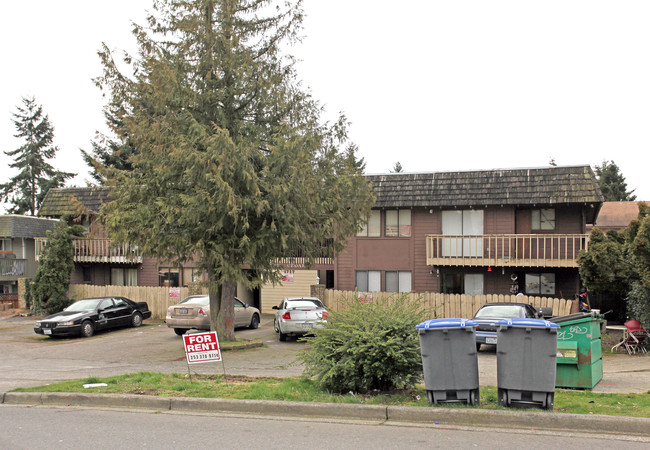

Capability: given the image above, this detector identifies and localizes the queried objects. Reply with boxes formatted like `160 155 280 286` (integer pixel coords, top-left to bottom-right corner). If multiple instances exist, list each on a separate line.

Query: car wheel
174 328 185 336
249 314 260 329
274 319 279 333
80 320 95 338
476 343 481 352
279 331 287 341
131 312 143 328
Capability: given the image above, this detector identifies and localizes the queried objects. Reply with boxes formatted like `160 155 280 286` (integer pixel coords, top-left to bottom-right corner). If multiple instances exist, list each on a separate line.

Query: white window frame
357 210 381 237
355 270 381 292
532 209 555 231
525 273 556 295
385 209 411 237
385 271 412 293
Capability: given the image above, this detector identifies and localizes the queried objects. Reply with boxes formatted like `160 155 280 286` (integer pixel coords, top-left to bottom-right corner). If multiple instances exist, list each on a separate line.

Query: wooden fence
68 285 206 320
321 290 576 319
68 284 576 321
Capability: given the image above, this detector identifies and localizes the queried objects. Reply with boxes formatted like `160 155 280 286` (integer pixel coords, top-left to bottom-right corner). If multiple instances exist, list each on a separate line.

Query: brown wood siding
138 257 161 286
356 239 411 269
485 207 516 234
413 209 438 292
334 237 355 291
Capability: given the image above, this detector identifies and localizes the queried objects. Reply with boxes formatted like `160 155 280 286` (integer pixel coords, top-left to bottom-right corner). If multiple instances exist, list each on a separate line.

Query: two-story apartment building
330 165 603 300
35 165 603 311
0 215 59 306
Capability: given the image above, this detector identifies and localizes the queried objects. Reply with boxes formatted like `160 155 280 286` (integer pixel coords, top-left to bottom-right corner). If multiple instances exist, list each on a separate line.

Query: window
355 270 381 292
111 268 138 286
182 267 201 286
532 209 555 231
525 273 555 295
357 210 381 237
159 267 180 287
82 267 92 283
385 209 411 237
442 210 484 257
0 239 11 251
385 271 412 292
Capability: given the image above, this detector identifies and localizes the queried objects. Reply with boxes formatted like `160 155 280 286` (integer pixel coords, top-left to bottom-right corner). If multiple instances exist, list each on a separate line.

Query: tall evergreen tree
0 97 75 215
594 160 636 201
97 0 374 340
81 99 138 183
391 161 403 173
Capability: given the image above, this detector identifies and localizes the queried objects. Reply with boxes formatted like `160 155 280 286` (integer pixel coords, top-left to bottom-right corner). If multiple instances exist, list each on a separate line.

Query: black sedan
473 302 542 351
34 297 152 338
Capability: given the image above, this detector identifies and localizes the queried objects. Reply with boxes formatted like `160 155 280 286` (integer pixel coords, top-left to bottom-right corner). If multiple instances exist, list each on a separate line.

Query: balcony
35 238 143 264
0 258 26 280
426 234 589 268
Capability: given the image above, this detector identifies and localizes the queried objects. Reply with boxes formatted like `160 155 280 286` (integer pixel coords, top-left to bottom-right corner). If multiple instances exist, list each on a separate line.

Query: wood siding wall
260 270 318 313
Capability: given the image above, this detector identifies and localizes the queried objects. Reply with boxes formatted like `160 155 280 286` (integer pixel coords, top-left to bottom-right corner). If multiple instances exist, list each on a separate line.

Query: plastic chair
623 320 649 355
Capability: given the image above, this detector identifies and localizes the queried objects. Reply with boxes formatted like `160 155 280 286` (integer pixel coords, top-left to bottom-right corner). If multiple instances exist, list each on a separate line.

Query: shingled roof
367 166 604 209
38 186 112 217
0 215 59 238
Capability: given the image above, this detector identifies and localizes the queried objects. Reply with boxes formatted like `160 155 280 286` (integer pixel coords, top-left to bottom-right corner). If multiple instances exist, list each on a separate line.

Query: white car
272 297 328 341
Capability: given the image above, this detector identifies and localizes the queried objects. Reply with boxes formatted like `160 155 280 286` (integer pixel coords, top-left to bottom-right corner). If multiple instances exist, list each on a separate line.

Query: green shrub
299 293 425 394
627 279 650 328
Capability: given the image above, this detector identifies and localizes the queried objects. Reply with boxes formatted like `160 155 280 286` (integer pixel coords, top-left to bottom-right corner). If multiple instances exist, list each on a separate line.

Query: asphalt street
0 314 649 394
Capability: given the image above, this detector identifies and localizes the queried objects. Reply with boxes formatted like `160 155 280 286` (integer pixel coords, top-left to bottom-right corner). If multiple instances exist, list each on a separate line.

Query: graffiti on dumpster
557 325 589 341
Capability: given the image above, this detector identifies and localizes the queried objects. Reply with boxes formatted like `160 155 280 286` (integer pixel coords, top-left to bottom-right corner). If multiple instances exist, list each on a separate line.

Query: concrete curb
2 392 649 437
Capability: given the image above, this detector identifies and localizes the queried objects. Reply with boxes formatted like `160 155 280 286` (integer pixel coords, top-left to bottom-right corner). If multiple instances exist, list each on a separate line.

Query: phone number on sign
189 352 220 361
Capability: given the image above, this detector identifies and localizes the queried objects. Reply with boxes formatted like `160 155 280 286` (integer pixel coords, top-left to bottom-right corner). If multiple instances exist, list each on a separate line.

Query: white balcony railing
426 234 589 268
35 238 142 264
0 258 26 280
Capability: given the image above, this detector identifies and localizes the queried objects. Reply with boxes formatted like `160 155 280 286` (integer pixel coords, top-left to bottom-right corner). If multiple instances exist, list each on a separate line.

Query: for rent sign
182 331 221 364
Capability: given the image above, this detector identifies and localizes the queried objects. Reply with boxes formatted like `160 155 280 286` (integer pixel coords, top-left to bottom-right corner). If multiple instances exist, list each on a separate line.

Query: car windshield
285 299 324 309
65 299 102 312
179 296 209 306
474 305 524 319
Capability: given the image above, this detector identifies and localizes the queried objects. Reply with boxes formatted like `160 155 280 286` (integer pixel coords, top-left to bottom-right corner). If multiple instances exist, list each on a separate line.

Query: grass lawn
12 371 650 417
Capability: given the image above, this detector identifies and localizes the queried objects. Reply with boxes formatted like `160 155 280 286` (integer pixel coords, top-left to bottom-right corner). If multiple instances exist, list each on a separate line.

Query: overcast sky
1 0 649 214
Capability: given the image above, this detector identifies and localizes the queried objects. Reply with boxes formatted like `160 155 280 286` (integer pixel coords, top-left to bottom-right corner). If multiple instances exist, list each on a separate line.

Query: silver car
167 295 261 336
272 297 328 341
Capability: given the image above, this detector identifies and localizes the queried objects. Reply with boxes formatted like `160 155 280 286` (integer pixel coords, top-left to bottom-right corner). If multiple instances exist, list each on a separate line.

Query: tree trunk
219 279 236 341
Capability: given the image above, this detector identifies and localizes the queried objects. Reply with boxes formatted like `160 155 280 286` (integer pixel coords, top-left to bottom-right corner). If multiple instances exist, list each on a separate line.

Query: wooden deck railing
0 259 25 280
35 238 143 264
426 234 589 268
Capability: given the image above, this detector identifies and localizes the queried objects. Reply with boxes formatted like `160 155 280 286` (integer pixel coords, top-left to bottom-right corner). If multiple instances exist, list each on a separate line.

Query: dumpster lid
495 318 560 328
416 318 477 330
549 312 592 323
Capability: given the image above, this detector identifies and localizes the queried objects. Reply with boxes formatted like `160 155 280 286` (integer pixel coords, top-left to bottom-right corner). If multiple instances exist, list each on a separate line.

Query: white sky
1 0 649 215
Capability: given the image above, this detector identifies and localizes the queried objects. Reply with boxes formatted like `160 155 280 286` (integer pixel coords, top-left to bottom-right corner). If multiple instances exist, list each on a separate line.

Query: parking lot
0 314 648 394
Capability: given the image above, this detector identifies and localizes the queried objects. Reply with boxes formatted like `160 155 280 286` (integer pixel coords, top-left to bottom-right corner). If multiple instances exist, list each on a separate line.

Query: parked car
473 302 542 351
166 295 261 336
34 297 151 338
273 297 328 341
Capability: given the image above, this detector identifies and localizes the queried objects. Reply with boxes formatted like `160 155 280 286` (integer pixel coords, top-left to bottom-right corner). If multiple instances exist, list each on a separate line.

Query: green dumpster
551 312 603 389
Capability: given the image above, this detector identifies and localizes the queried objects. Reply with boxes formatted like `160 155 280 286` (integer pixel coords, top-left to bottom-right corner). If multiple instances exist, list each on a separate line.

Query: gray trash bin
416 318 479 405
495 318 559 410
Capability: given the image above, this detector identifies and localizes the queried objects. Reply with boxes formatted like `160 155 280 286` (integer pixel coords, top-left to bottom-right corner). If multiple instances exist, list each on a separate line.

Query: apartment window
82 267 92 283
0 239 11 251
525 273 555 295
111 267 138 286
532 209 555 231
159 267 180 287
357 210 381 237
356 270 381 292
385 209 411 237
385 271 412 293
182 267 201 286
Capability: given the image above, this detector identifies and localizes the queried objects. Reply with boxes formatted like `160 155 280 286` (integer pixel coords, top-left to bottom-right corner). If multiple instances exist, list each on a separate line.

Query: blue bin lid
495 318 560 329
416 318 477 330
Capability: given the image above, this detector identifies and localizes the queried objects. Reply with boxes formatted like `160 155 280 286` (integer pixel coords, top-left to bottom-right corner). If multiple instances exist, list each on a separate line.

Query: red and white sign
169 287 181 299
182 331 221 364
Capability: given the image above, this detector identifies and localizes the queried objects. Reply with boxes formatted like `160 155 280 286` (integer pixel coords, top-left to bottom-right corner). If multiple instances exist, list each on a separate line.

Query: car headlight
35 321 41 326
59 321 75 326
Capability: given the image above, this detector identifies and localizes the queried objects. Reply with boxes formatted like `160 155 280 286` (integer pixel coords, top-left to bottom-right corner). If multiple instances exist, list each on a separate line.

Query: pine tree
1 97 75 215
97 0 374 340
391 161 403 173
594 160 636 201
